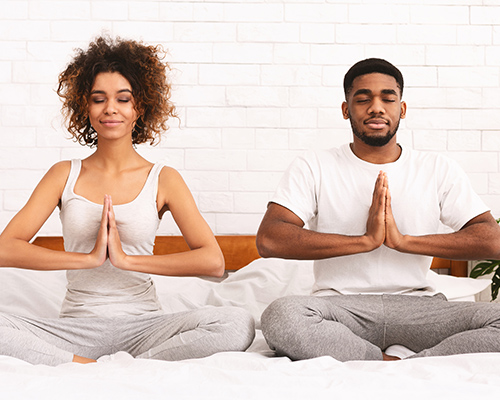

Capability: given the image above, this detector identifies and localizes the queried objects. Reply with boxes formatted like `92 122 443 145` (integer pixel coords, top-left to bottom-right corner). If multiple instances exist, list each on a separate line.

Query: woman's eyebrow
90 89 133 95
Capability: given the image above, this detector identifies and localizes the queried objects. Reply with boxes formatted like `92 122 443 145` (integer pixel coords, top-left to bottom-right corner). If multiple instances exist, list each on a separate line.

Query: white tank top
59 159 163 318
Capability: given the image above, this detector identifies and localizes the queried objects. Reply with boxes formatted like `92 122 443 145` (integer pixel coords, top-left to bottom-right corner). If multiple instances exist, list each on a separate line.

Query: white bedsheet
0 258 497 399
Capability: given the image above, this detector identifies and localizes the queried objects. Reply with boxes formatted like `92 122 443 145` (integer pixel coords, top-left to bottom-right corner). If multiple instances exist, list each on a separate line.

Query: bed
0 235 498 399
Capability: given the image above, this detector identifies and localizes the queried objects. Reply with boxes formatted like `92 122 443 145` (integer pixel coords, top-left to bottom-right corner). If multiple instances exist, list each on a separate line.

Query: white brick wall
1 0 499 236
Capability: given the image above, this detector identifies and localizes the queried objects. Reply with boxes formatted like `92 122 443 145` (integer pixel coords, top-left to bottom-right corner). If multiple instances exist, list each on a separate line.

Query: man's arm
256 171 388 259
384 182 500 261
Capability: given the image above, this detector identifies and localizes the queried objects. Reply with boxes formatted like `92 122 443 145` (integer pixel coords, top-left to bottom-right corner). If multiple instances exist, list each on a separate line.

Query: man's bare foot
72 354 96 364
382 352 401 361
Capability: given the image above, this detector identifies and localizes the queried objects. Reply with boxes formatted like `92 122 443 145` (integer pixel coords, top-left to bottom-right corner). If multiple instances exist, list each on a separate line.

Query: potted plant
469 218 500 301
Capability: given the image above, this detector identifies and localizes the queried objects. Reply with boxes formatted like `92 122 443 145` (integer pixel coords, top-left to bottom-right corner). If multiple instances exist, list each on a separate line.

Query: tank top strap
61 159 82 201
140 162 165 203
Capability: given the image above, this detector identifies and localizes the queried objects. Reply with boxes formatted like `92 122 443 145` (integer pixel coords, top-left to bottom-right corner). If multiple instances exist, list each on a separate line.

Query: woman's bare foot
382 352 401 361
72 354 96 364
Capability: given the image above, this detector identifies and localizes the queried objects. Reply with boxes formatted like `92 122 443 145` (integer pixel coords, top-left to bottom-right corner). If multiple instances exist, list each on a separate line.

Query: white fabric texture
271 144 490 296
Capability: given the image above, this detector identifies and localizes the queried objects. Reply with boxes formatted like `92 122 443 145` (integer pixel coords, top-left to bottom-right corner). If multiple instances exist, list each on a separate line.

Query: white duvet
0 258 498 399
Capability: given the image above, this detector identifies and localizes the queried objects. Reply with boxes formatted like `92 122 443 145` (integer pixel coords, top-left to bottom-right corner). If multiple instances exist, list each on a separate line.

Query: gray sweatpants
261 293 500 361
0 306 255 366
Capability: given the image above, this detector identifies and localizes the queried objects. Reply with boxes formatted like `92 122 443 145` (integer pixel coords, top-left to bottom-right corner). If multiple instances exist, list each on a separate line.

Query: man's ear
341 101 349 120
400 101 407 119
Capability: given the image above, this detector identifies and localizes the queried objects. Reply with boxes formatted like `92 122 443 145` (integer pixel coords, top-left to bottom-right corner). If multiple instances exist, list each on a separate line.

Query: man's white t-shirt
271 144 490 296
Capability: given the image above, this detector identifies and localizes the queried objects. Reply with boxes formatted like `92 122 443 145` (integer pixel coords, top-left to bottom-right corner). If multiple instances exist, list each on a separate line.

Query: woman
0 36 254 366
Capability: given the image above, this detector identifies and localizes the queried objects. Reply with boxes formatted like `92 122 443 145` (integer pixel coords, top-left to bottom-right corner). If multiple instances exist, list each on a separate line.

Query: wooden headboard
32 235 467 276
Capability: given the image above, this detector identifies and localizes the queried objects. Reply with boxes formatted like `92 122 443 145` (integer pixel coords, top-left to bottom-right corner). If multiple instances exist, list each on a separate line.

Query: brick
285 3 347 23
404 109 463 130
0 42 26 61
226 86 288 107
186 107 246 128
349 4 410 24
246 108 281 129
30 1 90 20
255 129 288 150
174 22 236 42
213 43 273 64
300 23 335 44
274 44 311 65
90 1 127 20
489 174 500 194
128 1 161 21
112 22 174 42
447 131 482 151
397 25 456 45
234 192 272 213
0 20 50 41
50 21 113 42
199 64 260 85
413 130 448 151
181 171 229 192
483 132 500 151
1 1 28 19
229 171 283 192
427 46 485 66
457 26 492 46
237 23 299 43
289 128 351 150
225 3 283 22
280 108 317 129
159 2 193 21
411 5 469 24
0 127 37 147
462 110 500 131
169 43 213 63
185 149 247 171
199 192 233 213
247 149 301 171
310 44 363 66
173 85 226 107
471 6 500 25
262 65 322 87
438 67 498 88
162 128 222 149
481 195 500 217
446 152 498 173
0 170 45 190
215 213 262 235
290 87 337 108
336 24 398 45
222 128 255 149
0 84 30 105
193 3 224 22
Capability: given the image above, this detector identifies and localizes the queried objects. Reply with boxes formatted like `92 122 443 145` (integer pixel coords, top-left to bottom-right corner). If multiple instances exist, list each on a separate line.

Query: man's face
342 73 406 147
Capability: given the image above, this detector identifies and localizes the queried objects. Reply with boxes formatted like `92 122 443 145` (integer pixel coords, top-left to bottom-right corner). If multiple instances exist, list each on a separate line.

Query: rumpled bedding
0 258 497 399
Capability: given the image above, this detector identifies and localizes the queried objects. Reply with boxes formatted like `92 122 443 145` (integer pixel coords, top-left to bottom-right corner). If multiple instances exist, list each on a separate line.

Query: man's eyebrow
352 88 399 97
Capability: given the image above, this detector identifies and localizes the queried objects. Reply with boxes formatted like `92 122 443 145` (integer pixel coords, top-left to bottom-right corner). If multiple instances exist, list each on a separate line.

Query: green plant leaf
470 260 500 278
491 271 500 302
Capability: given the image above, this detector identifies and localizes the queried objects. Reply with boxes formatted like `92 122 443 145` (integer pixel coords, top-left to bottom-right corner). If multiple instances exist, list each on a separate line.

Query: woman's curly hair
57 35 177 147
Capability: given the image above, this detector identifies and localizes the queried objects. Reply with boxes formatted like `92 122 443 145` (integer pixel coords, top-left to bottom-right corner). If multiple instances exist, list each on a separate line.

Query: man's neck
349 140 402 164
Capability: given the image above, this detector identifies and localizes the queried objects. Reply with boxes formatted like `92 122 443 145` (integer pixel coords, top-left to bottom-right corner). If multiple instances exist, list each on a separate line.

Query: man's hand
364 171 387 250
383 182 404 250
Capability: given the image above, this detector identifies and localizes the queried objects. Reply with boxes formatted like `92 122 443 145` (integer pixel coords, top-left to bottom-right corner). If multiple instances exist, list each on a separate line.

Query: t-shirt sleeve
270 152 318 225
438 156 490 231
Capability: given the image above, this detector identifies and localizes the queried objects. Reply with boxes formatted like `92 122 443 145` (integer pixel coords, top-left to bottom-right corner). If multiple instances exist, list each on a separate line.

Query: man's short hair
343 58 404 98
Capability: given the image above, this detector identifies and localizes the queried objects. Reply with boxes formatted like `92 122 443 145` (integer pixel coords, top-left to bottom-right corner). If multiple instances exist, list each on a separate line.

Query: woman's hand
87 194 110 268
105 195 129 270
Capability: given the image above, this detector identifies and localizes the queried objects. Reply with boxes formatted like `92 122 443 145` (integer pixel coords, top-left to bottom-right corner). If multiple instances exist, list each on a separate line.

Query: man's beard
349 117 400 147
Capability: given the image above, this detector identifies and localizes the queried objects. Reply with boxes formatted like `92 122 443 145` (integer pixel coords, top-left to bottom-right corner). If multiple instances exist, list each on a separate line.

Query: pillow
0 268 66 318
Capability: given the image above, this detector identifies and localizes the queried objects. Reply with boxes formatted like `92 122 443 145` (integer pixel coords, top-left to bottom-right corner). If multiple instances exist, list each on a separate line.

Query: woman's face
88 72 138 143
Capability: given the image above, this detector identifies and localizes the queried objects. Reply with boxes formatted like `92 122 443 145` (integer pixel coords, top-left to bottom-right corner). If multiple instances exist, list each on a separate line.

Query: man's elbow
256 231 277 259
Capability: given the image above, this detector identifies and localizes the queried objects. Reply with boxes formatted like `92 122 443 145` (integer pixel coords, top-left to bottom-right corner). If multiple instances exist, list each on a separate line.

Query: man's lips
364 119 388 130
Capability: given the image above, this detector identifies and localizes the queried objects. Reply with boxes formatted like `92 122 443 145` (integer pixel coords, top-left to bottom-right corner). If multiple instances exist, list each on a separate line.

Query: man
256 58 500 361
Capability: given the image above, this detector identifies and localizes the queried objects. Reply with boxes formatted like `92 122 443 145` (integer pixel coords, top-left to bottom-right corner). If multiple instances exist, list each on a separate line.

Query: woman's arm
107 167 225 277
0 162 107 270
